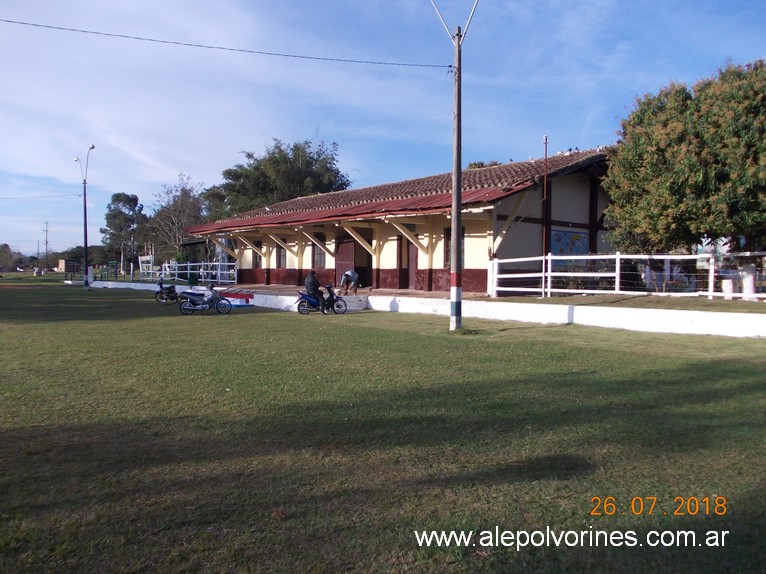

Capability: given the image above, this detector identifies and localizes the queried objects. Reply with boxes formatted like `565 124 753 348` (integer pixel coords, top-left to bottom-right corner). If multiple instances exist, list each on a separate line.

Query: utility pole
450 26 463 331
431 0 479 331
44 221 49 271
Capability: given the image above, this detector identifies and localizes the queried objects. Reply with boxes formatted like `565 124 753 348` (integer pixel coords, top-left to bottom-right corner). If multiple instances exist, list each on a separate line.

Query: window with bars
312 233 326 269
443 227 465 270
254 241 262 269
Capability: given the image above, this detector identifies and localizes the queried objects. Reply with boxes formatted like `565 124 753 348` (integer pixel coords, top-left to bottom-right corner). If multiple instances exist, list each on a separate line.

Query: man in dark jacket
304 270 326 314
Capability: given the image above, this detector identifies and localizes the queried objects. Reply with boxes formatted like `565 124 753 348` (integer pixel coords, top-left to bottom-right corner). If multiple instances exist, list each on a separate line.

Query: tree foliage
100 193 148 271
60 245 108 267
603 60 766 252
202 139 351 219
467 160 501 169
0 243 18 271
149 174 205 261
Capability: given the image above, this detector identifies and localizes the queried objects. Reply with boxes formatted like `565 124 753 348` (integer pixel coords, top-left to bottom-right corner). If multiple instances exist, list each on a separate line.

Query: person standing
304 270 326 314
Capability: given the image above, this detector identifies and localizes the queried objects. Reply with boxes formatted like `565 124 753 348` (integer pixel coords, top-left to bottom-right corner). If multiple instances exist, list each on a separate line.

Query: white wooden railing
140 261 237 284
488 252 765 300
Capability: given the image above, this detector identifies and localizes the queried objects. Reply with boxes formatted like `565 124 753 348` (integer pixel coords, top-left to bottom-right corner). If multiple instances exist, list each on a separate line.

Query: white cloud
0 0 763 252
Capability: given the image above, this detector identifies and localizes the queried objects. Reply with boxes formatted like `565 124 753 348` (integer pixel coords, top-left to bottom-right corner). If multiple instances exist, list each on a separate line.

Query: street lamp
74 144 95 291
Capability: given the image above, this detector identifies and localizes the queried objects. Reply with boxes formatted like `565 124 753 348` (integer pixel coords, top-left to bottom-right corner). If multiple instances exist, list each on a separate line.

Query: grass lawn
0 282 764 573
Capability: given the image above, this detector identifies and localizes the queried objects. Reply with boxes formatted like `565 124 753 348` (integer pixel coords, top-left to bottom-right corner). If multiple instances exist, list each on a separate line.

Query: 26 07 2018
589 496 728 517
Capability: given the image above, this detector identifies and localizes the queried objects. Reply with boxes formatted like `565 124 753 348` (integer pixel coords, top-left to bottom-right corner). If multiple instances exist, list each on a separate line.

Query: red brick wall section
270 269 300 286
238 268 259 284
463 269 487 292
431 269 486 292
238 267 486 292
376 269 400 289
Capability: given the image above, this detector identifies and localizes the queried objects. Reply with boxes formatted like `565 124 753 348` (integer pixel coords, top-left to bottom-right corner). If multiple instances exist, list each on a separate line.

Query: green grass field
0 282 764 573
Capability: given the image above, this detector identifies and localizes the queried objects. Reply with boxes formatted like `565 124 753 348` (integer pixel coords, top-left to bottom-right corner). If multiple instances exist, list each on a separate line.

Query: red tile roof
188 148 606 235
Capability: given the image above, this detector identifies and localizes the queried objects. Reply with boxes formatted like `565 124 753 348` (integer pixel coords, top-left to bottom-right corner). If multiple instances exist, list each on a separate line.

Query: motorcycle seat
180 290 203 298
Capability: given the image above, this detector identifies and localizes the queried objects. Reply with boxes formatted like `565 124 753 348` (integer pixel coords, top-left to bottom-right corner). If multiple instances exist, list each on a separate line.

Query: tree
148 174 205 262
467 160 501 169
603 83 699 252
202 139 351 219
100 193 148 274
0 243 13 271
692 61 766 249
603 60 766 252
61 245 108 267
0 245 46 271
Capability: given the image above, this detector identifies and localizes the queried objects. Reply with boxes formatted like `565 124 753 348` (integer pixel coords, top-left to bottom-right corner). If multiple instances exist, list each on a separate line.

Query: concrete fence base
91 281 766 338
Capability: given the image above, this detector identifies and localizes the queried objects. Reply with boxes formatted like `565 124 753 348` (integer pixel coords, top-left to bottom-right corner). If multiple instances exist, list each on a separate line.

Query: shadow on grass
0 285 278 323
2 357 763 480
1 355 764 571
415 454 597 486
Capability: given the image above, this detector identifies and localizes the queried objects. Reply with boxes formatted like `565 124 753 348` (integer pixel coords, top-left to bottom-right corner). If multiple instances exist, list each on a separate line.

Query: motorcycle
295 284 347 315
178 283 233 315
154 278 178 304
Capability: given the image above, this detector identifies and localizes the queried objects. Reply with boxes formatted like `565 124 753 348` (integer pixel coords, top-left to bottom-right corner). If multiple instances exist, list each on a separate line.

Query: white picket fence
139 260 237 284
488 252 765 300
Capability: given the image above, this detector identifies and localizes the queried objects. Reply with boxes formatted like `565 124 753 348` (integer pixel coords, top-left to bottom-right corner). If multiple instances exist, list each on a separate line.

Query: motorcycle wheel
216 298 232 314
332 299 348 314
297 300 311 315
179 301 195 315
154 291 167 303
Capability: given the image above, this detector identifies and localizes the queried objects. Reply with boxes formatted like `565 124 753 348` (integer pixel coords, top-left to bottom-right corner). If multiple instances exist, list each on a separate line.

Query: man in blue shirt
340 269 358 295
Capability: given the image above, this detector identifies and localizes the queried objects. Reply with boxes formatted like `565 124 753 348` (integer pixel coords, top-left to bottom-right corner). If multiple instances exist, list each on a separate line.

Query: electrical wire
0 18 450 69
0 194 81 200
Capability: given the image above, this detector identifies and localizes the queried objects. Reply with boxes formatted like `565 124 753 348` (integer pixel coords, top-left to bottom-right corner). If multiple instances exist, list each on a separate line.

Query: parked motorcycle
295 284 347 315
178 284 233 315
154 278 178 304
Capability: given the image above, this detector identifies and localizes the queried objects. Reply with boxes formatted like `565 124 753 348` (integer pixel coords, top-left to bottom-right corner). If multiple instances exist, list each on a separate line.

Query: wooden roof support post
207 236 237 259
492 193 529 254
297 229 334 258
233 234 265 258
338 224 375 257
388 220 429 254
266 233 298 257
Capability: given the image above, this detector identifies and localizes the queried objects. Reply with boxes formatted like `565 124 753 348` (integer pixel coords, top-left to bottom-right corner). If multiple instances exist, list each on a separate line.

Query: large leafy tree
692 61 766 249
61 245 108 267
0 244 33 270
0 243 14 271
149 174 205 262
603 60 766 252
100 193 148 273
203 139 351 219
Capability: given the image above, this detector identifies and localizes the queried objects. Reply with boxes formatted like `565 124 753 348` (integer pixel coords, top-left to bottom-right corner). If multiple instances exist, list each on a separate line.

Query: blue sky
0 0 763 254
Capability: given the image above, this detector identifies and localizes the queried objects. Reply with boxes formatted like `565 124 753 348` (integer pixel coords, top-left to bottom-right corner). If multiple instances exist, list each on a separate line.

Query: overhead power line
0 18 450 69
0 194 81 200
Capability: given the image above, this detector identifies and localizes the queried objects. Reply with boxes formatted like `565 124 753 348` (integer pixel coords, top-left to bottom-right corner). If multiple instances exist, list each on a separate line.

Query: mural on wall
552 229 589 257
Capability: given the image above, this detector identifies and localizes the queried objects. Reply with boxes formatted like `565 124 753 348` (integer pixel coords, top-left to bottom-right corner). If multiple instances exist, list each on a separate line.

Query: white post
614 251 621 292
487 259 497 297
545 253 552 298
708 255 715 300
